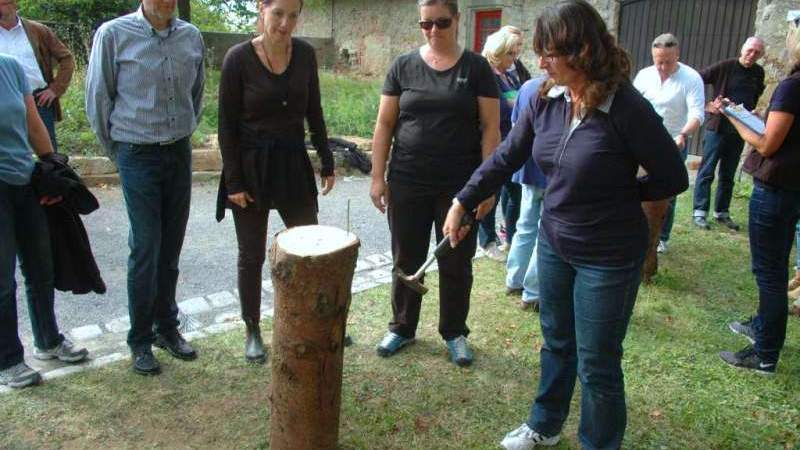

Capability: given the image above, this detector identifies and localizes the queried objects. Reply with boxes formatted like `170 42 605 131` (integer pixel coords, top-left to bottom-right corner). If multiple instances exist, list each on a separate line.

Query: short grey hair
652 33 679 49
482 28 522 66
417 0 458 16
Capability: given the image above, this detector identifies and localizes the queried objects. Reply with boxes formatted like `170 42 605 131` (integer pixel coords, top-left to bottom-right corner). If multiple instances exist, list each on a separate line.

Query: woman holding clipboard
719 11 800 375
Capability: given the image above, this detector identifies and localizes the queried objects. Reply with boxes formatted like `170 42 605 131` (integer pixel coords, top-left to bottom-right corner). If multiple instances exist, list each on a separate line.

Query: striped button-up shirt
85 7 205 155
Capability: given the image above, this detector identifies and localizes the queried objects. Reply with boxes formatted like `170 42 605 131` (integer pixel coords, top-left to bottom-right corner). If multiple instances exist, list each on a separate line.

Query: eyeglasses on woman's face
419 17 453 31
538 52 563 64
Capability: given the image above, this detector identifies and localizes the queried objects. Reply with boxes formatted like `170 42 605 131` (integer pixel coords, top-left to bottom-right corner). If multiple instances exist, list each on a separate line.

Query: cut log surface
269 225 360 450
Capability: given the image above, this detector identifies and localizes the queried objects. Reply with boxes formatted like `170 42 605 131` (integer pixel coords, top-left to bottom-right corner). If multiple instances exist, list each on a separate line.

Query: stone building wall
295 0 619 76
754 0 797 99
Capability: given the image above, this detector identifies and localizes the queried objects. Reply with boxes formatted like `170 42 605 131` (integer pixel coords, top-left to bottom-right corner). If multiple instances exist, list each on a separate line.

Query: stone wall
202 32 337 69
295 0 620 76
754 0 797 99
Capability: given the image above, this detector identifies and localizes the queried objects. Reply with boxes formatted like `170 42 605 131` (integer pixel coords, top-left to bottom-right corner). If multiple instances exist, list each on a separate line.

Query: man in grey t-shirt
86 0 205 376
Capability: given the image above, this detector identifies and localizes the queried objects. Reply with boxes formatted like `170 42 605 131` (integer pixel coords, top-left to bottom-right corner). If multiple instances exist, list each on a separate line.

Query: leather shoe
131 348 161 376
715 216 740 231
693 216 710 230
154 331 197 361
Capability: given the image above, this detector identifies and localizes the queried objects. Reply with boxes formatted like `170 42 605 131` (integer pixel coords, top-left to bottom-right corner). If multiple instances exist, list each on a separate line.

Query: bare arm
726 110 794 158
369 95 399 213
473 96 501 219
477 96 501 160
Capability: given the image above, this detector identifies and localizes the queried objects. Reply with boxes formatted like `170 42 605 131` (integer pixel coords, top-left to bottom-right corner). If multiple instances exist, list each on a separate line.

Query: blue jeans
748 182 800 363
660 146 688 242
115 139 192 351
795 222 800 270
693 130 744 218
528 235 642 450
36 102 58 153
506 184 545 302
0 181 63 370
500 180 521 243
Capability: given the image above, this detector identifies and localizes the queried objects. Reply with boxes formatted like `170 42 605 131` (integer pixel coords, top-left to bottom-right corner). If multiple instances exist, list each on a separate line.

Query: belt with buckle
158 136 183 146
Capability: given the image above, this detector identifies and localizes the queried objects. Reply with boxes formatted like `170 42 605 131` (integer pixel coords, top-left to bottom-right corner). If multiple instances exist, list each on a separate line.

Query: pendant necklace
262 37 291 107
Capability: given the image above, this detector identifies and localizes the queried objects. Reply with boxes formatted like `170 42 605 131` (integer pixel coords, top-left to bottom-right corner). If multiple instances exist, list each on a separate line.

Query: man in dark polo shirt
692 37 765 231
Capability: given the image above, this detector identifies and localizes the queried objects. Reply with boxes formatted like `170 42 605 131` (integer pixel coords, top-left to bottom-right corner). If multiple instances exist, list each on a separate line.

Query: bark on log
268 225 360 450
641 199 670 283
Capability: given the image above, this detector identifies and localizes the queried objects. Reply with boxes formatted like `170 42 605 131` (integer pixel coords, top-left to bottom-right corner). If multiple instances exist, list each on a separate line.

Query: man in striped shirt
86 0 205 376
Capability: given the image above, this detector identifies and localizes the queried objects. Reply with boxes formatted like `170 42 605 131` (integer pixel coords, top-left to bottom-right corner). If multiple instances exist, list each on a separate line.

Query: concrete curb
0 248 489 393
71 135 373 187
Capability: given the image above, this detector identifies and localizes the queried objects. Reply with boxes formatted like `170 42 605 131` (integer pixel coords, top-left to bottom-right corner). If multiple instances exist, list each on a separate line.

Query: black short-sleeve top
382 49 499 188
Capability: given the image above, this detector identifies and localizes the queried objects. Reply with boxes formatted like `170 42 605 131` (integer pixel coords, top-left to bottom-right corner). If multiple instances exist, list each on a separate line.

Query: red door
473 10 502 52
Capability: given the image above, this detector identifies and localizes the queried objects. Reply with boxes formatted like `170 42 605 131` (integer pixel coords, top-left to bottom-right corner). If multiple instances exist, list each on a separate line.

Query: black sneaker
154 331 197 361
715 216 740 231
693 216 711 230
728 317 755 344
719 345 776 375
131 348 161 376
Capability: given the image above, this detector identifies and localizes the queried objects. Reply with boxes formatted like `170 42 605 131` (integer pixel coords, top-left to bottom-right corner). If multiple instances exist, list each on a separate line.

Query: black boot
244 319 267 364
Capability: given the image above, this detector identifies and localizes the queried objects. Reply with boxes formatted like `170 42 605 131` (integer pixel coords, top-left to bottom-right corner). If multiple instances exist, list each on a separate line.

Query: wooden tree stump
268 225 360 450
641 199 670 283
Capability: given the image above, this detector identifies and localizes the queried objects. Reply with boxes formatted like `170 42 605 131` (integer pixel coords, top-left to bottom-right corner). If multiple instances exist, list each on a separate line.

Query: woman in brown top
217 0 335 363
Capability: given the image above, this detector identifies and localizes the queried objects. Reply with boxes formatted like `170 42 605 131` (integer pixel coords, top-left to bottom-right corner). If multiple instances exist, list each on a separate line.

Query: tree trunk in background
269 225 360 450
641 199 670 283
177 0 191 22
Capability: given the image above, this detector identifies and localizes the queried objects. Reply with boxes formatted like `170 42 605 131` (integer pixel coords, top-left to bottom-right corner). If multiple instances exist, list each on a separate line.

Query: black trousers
387 180 478 340
233 203 318 322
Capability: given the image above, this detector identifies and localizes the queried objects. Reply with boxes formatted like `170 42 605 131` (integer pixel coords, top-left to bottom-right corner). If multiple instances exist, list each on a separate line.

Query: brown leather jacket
21 17 75 121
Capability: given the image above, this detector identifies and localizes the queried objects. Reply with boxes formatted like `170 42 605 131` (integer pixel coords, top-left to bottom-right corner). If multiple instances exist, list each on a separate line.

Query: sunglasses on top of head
419 17 453 30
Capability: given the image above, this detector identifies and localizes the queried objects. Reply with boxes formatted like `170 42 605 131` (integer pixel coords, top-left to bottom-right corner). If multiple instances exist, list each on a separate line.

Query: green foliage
56 68 381 156
197 0 257 31
16 0 138 30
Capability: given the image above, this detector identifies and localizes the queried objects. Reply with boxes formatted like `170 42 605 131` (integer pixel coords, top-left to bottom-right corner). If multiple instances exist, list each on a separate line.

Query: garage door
618 0 758 154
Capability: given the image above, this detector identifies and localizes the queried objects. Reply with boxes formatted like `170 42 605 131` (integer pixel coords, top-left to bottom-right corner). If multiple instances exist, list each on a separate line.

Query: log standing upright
268 225 359 450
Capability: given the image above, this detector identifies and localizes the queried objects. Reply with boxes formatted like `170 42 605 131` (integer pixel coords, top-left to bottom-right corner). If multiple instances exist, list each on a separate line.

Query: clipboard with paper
723 103 765 136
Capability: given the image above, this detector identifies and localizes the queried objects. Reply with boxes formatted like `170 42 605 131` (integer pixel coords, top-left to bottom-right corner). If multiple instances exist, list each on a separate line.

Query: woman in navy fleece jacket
443 1 688 449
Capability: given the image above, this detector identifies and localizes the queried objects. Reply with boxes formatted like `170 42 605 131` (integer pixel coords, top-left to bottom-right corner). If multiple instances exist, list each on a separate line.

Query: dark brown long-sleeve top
218 38 333 196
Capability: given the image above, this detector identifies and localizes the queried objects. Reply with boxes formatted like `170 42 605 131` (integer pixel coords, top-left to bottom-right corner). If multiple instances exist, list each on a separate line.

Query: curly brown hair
533 0 630 110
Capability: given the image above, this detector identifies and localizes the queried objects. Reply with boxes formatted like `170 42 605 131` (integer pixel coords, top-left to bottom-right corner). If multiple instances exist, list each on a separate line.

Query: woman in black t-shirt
369 0 500 367
718 14 800 375
217 0 335 364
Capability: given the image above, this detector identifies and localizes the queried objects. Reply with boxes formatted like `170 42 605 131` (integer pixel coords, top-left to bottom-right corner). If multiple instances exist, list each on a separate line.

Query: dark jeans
748 181 800 363
500 180 521 243
115 139 192 351
528 235 642 450
387 180 478 340
232 203 317 322
478 196 500 248
660 146 688 242
693 130 744 218
0 181 63 370
36 101 58 153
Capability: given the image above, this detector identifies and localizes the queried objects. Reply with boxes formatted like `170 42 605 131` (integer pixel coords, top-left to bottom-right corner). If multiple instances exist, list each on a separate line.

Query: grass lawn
57 68 381 157
2 182 800 449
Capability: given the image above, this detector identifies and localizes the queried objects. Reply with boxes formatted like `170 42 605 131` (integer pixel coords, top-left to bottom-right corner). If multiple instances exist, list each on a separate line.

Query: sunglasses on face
419 17 453 30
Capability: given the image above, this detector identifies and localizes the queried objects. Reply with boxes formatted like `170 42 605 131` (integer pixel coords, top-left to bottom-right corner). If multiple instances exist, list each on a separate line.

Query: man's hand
443 199 471 248
674 134 686 150
228 191 254 208
35 88 58 108
39 195 63 206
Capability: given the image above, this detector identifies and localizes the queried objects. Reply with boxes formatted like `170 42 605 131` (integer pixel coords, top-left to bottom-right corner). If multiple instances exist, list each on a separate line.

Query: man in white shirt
0 0 75 152
634 33 704 254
